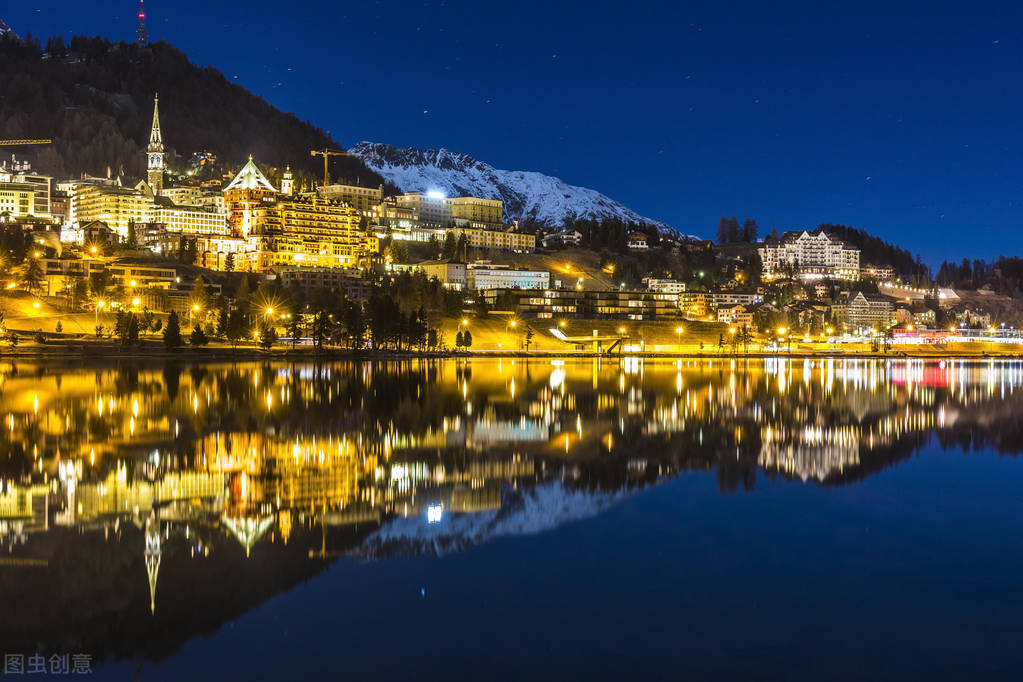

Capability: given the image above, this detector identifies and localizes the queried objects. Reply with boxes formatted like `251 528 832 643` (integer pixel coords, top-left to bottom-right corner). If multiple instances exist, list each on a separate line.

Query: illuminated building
489 288 682 320
446 225 535 253
759 230 860 281
392 261 467 290
224 158 278 237
467 262 549 290
0 181 35 219
626 232 649 250
318 183 384 213
678 291 762 320
716 304 754 327
222 158 368 271
394 192 503 228
267 266 371 300
69 182 152 239
194 234 258 271
861 263 895 281
830 291 894 332
646 278 685 295
150 199 228 236
0 158 52 217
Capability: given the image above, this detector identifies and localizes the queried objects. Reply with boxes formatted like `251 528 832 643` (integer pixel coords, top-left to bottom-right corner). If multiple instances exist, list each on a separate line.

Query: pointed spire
144 512 161 615
148 93 163 153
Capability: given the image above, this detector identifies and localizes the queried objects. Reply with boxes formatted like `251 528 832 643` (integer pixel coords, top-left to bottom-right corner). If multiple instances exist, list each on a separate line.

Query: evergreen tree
311 311 332 349
258 320 278 350
462 329 472 349
287 313 303 349
726 217 740 243
21 259 43 293
442 232 457 259
226 309 246 348
164 311 183 349
189 325 209 347
742 218 759 242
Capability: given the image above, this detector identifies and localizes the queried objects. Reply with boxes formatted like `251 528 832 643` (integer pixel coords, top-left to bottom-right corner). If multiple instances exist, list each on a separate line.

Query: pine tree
742 218 759 242
258 321 278 350
726 217 740 243
189 325 209 347
164 311 183 349
717 217 729 245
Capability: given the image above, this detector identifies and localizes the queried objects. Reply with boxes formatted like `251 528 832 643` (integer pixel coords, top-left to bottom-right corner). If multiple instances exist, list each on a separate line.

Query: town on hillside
0 96 1020 354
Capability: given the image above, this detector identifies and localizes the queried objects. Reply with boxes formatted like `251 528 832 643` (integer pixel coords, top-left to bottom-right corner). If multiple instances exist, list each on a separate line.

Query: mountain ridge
353 141 672 231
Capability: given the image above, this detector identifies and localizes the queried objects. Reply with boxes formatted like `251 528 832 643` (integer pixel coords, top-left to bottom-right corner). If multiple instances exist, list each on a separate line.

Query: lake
1 357 1022 680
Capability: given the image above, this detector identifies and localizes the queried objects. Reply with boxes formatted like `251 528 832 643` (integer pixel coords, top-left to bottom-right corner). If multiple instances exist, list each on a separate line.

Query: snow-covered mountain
0 18 17 39
352 141 669 230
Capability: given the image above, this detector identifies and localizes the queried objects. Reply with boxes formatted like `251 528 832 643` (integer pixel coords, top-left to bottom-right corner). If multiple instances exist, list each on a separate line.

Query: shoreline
2 339 1023 363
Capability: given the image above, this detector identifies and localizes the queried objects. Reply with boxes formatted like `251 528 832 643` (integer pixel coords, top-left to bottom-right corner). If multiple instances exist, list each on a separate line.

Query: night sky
5 0 1023 264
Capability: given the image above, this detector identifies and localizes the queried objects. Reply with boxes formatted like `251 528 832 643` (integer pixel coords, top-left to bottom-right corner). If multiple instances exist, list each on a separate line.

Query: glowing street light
95 300 105 325
675 326 684 348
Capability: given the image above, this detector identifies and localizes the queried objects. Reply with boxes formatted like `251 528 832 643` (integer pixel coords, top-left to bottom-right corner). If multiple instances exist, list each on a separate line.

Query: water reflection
1 357 1022 662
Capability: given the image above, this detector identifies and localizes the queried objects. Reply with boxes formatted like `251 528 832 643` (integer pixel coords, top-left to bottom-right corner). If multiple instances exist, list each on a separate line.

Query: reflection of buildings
758 425 860 482
2 356 1023 646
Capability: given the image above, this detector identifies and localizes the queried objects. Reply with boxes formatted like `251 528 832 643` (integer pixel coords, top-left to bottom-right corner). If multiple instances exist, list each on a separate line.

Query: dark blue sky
5 1 1023 263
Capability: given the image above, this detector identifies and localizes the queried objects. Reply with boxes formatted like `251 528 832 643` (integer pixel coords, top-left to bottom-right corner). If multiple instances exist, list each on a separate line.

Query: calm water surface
2 357 1023 680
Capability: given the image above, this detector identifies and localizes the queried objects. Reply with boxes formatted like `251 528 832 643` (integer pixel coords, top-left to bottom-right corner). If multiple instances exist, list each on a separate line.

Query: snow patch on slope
352 141 670 230
354 481 635 559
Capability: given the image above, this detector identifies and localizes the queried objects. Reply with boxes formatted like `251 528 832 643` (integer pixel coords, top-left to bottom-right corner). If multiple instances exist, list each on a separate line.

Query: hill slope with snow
352 141 670 230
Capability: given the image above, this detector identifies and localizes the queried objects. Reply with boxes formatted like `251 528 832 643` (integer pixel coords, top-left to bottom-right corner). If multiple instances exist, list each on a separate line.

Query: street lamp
191 303 201 329
95 300 105 326
675 326 684 348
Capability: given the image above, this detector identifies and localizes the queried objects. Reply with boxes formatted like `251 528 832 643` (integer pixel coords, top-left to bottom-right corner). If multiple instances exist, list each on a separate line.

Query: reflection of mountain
356 481 630 559
4 358 1023 666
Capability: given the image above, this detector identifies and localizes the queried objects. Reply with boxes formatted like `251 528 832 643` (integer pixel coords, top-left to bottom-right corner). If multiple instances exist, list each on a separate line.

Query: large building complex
486 289 682 320
759 230 860 281
394 192 503 229
223 159 366 271
0 158 52 218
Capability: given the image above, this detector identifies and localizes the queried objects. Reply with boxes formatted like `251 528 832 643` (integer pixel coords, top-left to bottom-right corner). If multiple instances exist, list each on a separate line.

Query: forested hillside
0 32 387 188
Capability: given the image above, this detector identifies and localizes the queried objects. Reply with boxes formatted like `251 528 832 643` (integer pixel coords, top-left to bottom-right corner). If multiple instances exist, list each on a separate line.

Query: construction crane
310 147 375 186
0 139 53 146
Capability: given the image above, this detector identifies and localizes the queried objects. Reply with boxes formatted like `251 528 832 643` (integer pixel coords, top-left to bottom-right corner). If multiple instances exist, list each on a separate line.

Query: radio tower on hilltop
136 0 148 45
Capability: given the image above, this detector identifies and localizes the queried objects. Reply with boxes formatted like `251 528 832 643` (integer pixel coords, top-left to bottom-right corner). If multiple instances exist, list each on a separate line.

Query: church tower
147 93 165 192
281 166 294 196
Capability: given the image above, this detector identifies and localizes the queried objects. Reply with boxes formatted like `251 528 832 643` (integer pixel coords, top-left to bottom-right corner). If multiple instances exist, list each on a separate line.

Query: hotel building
758 230 860 281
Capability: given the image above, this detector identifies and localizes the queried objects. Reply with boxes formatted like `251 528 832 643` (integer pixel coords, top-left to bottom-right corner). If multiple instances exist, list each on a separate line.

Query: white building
466 262 549 291
759 230 860 281
646 278 685 295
